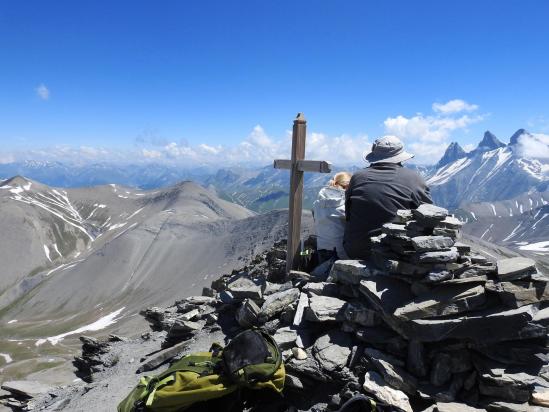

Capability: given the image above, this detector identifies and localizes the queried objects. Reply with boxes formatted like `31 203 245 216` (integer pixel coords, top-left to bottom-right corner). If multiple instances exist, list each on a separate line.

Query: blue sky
1 1 549 165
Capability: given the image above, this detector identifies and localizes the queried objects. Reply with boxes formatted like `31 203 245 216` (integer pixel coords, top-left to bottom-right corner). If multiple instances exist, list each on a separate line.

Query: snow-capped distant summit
427 129 548 209
437 142 467 168
509 128 532 146
473 131 506 153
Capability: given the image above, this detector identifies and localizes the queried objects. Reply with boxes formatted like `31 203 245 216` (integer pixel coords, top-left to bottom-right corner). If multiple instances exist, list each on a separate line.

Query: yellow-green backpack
118 329 285 412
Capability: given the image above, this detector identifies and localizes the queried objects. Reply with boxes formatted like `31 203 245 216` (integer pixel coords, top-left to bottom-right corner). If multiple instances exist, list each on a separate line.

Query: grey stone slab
397 304 545 343
437 275 487 285
1 381 54 398
412 236 455 252
486 280 549 308
486 401 549 412
227 276 262 299
329 260 374 285
312 330 352 372
286 354 330 382
497 257 538 281
302 282 339 297
383 259 431 278
532 388 549 407
263 281 293 296
413 204 449 220
422 270 453 283
235 298 260 328
304 295 347 322
396 209 414 223
416 248 459 264
359 276 414 315
381 223 408 237
364 348 417 395
393 284 486 320
185 296 216 305
440 216 465 229
292 292 309 327
454 242 471 254
258 287 300 322
362 371 412 412
136 340 191 373
273 327 298 350
421 402 485 412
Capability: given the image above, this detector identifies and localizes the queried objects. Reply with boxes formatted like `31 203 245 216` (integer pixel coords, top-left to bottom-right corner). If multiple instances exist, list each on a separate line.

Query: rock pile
135 206 549 410
30 207 549 411
73 335 122 382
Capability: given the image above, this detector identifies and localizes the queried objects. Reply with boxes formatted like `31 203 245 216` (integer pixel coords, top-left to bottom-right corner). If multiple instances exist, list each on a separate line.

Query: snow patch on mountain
35 307 125 346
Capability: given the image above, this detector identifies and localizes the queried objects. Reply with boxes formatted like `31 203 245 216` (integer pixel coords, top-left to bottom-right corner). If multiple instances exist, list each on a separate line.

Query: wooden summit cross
274 113 332 273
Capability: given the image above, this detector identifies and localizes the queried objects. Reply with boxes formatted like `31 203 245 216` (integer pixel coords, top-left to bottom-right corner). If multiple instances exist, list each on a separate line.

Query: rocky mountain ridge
0 177 312 390
5 204 549 411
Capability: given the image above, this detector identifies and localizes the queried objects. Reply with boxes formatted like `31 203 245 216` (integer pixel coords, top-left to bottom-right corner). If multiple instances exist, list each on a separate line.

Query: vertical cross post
286 113 307 273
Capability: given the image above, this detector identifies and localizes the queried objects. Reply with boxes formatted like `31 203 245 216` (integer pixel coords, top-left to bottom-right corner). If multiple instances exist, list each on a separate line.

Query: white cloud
383 99 484 164
517 133 549 159
198 144 221 155
36 84 50 100
0 154 16 164
142 149 162 159
462 143 475 153
432 99 478 114
384 113 483 142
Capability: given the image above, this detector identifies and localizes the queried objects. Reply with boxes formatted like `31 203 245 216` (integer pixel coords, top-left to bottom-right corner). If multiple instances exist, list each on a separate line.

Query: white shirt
312 186 348 259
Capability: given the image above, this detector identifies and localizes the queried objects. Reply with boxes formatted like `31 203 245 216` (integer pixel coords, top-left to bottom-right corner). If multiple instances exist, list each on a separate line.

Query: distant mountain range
427 129 548 209
2 129 546 212
0 176 310 383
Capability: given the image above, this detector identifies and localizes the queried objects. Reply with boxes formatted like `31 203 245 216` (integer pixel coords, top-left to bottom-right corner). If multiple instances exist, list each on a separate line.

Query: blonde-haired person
312 171 352 262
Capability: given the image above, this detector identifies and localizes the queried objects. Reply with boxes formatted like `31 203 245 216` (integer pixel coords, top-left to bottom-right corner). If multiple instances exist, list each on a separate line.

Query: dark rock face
475 131 506 153
437 142 467 168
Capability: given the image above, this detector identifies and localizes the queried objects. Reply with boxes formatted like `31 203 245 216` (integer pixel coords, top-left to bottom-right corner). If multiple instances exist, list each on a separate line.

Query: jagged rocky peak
509 128 531 146
474 131 506 153
437 142 466 167
2 175 32 187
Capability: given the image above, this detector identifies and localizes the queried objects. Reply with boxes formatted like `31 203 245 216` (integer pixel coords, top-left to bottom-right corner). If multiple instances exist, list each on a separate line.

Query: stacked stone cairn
138 207 549 412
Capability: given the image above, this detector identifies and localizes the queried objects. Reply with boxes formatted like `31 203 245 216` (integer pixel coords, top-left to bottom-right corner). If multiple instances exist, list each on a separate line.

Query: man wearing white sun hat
343 135 432 259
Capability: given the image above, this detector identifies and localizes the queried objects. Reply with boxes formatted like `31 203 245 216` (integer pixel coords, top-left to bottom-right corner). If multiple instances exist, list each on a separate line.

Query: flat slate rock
1 380 54 398
393 284 486 320
259 287 300 322
137 340 191 373
312 330 352 372
397 304 544 343
305 295 347 322
302 282 339 297
365 348 417 395
497 257 537 281
273 327 298 350
412 236 455 252
382 223 408 237
485 280 549 308
329 260 374 285
359 276 414 315
413 204 449 221
421 402 485 412
416 248 459 264
227 276 262 299
363 371 412 412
